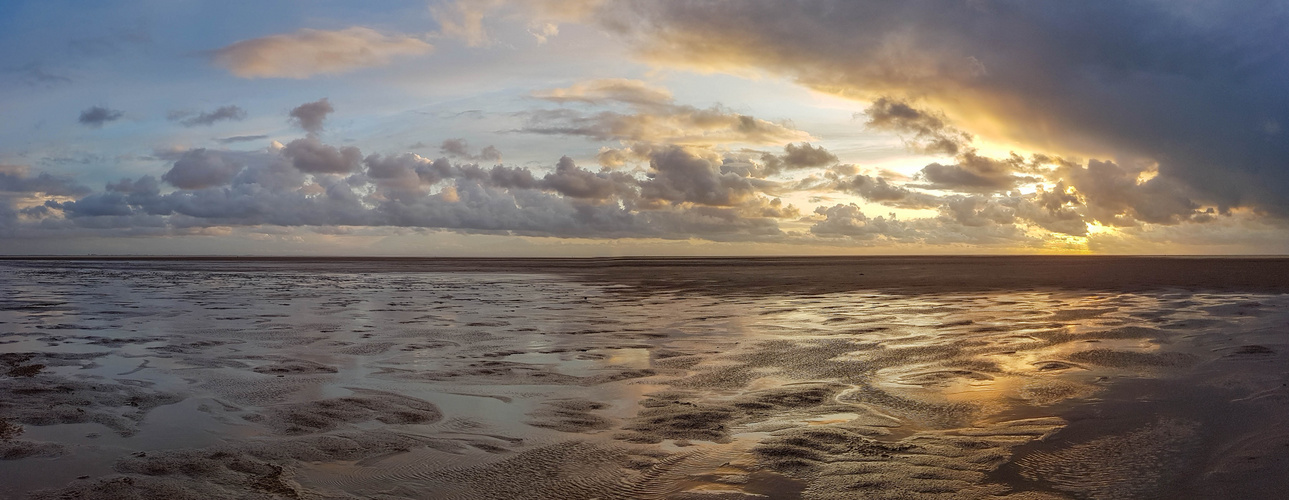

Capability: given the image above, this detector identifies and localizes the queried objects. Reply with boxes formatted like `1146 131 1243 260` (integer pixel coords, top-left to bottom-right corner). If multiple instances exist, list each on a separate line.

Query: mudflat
1 257 1287 499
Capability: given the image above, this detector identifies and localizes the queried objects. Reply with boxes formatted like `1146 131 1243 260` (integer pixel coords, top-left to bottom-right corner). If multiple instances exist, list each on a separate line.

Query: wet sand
1 257 1287 499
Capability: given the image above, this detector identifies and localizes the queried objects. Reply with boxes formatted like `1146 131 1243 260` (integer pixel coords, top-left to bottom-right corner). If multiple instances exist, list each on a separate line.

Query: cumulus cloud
161 149 245 189
810 204 914 241
289 98 334 134
839 174 940 209
9 134 805 242
1056 158 1207 226
541 156 624 200
915 152 1037 193
78 106 124 127
281 137 362 174
439 138 471 157
171 105 247 127
440 138 503 162
3 141 1256 249
640 147 769 207
746 142 839 177
211 27 432 79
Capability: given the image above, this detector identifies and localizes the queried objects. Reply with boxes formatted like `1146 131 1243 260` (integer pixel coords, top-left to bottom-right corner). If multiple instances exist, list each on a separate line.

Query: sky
1 0 1287 256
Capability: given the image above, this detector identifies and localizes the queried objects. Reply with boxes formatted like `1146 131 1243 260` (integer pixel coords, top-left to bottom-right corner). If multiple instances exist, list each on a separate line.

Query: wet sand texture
0 257 1287 499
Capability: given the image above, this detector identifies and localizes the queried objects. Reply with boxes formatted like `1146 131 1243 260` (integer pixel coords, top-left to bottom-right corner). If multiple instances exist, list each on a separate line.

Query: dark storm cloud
172 105 247 127
603 1 1289 216
289 98 334 133
78 106 124 127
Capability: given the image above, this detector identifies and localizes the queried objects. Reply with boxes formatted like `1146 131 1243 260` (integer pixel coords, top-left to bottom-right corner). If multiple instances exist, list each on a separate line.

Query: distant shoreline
2 254 1288 261
4 255 1287 295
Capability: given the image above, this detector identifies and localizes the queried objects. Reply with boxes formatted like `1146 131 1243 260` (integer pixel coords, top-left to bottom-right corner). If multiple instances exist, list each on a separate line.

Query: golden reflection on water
2 262 1288 499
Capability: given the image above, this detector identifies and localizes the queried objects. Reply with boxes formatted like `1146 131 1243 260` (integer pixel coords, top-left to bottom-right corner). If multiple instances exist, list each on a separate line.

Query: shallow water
1 258 1287 499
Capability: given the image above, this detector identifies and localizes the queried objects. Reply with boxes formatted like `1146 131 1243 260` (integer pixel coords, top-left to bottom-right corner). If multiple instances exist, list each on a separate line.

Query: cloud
6 140 1269 249
78 106 124 127
1055 158 1207 226
863 97 972 156
478 145 503 162
12 138 800 243
746 142 839 176
0 165 89 197
540 156 624 200
281 137 362 174
439 138 471 157
639 147 769 207
212 27 431 79
216 135 269 144
16 63 72 87
172 106 247 127
532 78 673 107
838 174 940 209
432 0 492 47
600 1 1289 217
915 152 1036 193
439 138 503 162
524 80 810 148
431 0 605 47
810 204 914 241
520 105 809 147
67 23 151 57
289 98 334 134
809 201 1042 247
161 149 245 189
780 143 838 169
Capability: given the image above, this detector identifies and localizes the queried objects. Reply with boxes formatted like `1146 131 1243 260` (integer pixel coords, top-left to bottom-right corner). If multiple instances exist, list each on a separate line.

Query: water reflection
0 260 1286 498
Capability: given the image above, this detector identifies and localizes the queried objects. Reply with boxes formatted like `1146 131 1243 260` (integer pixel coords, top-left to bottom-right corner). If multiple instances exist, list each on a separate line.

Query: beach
1 257 1288 499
